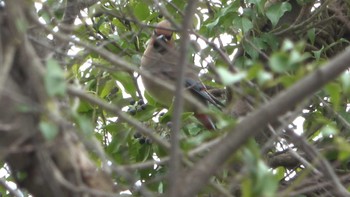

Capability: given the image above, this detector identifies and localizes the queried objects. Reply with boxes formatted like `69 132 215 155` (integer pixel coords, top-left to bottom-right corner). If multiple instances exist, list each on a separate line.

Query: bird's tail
195 113 216 130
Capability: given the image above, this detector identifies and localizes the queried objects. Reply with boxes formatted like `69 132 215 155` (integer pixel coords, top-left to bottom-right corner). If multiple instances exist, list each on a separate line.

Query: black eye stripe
153 30 173 41
164 34 172 40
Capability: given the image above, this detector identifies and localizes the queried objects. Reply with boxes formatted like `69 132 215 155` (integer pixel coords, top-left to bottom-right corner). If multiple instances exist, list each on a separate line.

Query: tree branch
178 46 350 196
167 1 198 196
67 86 171 150
285 128 350 196
0 178 22 197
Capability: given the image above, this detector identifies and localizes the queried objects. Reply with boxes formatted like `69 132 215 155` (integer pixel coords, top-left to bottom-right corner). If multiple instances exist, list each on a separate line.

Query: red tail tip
194 114 216 130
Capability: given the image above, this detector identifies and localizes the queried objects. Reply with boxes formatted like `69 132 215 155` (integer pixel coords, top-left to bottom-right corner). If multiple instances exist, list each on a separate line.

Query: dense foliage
1 0 350 196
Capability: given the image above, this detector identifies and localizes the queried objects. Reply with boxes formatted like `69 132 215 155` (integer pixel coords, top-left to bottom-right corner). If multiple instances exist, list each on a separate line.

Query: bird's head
152 20 174 53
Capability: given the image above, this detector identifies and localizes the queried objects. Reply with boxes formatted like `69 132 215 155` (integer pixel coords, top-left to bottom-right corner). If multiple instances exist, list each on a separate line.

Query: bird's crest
154 20 173 39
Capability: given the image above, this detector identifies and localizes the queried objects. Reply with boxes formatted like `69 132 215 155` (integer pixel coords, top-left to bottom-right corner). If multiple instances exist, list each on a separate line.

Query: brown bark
0 0 114 196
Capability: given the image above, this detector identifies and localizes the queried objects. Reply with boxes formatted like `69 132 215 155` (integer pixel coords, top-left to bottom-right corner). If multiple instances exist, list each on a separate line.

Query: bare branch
168 2 198 196
178 46 350 196
0 178 22 197
285 128 350 196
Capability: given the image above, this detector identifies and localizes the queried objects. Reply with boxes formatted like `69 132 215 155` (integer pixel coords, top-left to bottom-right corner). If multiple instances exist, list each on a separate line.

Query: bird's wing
185 78 224 110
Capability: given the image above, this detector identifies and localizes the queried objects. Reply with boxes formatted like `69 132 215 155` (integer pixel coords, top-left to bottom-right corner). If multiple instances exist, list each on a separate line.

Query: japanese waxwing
140 20 224 130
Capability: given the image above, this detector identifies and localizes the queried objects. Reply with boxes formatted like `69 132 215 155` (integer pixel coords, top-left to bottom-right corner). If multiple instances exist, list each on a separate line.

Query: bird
140 20 224 130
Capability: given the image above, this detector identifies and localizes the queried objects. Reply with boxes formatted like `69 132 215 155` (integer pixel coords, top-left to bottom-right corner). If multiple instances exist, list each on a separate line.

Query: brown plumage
140 20 223 130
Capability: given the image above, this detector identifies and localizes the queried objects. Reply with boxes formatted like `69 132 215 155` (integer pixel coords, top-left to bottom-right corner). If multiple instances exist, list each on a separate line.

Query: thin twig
168 2 198 196
177 43 350 197
318 96 350 132
29 15 215 116
285 128 350 196
192 31 236 72
0 178 23 197
0 44 15 98
67 86 170 150
273 0 332 36
284 173 350 196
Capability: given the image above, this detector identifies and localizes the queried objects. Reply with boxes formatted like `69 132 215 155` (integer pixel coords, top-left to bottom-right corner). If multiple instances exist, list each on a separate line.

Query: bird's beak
155 34 167 43
153 34 168 53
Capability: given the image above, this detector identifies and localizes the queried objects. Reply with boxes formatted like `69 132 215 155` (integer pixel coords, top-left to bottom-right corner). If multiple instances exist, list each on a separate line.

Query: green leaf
336 137 350 161
184 130 212 147
340 72 350 94
171 0 186 10
158 182 164 194
269 51 289 73
281 39 294 51
247 0 266 15
274 167 286 180
307 28 316 45
241 17 253 33
134 105 157 121
184 122 203 136
159 111 172 124
257 70 273 85
320 124 338 137
261 32 279 51
278 74 299 88
253 161 278 195
38 9 51 24
206 17 220 31
312 46 324 60
77 100 93 113
205 3 239 33
134 2 150 21
242 177 253 197
104 122 126 135
111 72 137 98
136 144 152 162
338 109 350 125
39 121 59 140
45 59 66 97
100 80 116 98
144 91 159 106
247 63 273 85
266 2 292 27
242 37 266 59
76 115 94 135
325 83 341 110
217 67 247 85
